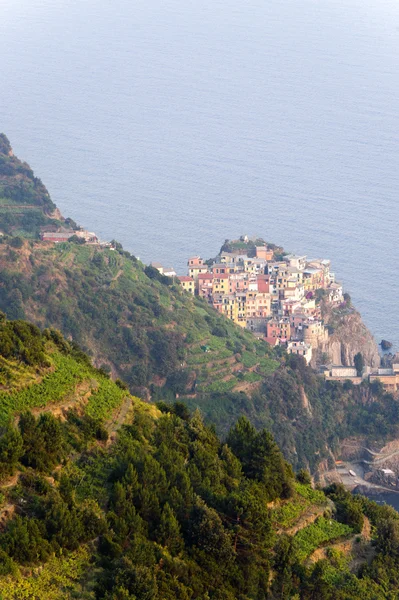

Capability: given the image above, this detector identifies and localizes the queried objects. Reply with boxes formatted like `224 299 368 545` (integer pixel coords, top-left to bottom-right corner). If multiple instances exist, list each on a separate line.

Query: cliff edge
322 303 380 368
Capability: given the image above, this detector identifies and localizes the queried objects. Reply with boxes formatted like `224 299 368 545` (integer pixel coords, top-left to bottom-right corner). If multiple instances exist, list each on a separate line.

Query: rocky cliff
322 305 380 368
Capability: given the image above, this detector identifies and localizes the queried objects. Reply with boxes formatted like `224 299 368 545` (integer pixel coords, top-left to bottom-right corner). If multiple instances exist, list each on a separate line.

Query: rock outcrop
381 340 393 351
322 306 380 368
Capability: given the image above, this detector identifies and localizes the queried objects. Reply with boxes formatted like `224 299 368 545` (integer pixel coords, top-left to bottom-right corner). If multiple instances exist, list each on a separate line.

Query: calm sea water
0 0 398 348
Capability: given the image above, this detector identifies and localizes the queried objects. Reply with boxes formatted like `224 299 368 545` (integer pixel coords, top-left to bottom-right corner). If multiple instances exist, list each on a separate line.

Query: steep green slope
0 333 397 600
0 134 72 237
0 314 136 429
0 238 272 389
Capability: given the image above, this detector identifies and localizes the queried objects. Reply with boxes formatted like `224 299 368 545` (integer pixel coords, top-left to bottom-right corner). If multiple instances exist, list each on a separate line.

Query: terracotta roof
178 276 194 282
264 337 280 346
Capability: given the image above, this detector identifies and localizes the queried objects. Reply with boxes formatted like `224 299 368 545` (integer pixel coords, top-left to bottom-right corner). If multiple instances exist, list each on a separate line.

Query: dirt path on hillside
0 473 20 490
0 205 40 209
366 448 399 465
0 504 15 529
112 269 123 282
107 396 132 440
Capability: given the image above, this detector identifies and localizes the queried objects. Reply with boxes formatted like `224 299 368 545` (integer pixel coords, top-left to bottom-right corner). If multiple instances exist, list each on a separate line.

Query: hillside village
175 238 343 366
152 237 399 393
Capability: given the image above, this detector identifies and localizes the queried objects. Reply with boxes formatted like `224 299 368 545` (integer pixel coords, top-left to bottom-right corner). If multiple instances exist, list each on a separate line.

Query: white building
287 340 312 364
285 254 307 270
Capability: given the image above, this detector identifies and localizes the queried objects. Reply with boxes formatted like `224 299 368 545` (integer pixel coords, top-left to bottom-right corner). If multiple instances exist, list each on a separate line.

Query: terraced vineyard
0 323 131 428
183 328 279 396
271 482 327 530
0 354 90 425
293 518 353 561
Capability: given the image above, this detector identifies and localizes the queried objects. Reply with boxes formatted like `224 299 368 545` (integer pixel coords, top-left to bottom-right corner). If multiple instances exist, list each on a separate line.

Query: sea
0 1 398 342
358 490 399 512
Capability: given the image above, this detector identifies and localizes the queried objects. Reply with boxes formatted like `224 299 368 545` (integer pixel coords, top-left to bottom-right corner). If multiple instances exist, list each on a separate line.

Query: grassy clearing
271 484 327 529
197 378 238 394
85 378 126 421
258 357 279 375
242 372 262 383
242 351 258 368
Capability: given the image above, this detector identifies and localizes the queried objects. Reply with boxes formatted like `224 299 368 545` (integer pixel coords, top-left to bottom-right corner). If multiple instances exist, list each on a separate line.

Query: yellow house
236 293 247 327
178 276 195 295
303 268 323 291
220 294 238 322
369 373 399 393
212 274 229 295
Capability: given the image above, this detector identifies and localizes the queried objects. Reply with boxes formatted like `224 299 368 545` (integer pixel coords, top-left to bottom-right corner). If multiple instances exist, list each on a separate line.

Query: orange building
256 246 274 261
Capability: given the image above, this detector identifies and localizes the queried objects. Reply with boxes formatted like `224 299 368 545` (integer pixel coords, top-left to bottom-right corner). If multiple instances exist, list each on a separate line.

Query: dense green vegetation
0 314 397 597
219 237 284 259
0 386 399 598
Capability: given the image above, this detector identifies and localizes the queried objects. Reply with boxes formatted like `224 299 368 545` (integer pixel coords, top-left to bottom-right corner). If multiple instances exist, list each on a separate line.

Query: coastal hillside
0 237 398 473
0 317 398 598
0 135 74 238
0 137 395 474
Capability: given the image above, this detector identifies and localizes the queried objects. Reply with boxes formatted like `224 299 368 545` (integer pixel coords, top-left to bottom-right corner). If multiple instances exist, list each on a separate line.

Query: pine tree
157 503 183 555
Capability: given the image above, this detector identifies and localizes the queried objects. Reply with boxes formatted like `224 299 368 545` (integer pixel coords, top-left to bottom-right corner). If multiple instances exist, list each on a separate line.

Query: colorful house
212 274 229 295
198 272 214 300
256 246 274 261
178 276 195 295
266 317 291 341
188 256 209 280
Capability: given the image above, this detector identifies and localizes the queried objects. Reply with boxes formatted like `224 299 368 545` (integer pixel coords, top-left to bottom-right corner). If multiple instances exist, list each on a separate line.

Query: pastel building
198 273 214 300
188 257 209 280
178 276 195 295
212 274 229 295
256 245 274 261
267 317 291 341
